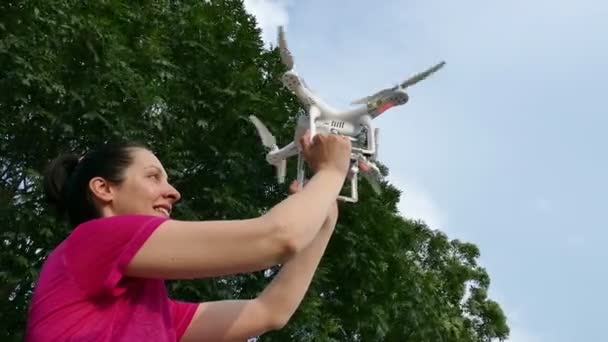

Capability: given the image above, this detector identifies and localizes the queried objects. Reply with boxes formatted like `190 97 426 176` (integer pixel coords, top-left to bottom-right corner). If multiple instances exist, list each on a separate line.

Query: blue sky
244 1 608 341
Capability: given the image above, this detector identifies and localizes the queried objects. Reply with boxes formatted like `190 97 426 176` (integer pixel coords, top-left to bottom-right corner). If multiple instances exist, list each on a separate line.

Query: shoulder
65 215 169 250
73 215 168 233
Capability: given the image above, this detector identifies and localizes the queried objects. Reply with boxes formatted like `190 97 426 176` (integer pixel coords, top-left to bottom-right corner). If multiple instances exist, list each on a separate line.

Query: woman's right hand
299 131 352 176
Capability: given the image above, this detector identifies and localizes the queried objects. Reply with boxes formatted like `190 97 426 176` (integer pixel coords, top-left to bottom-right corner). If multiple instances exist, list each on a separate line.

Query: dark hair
43 141 148 227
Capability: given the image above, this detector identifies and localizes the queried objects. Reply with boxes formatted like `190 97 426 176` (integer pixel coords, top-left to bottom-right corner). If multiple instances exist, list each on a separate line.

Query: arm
126 169 345 280
258 206 338 328
180 206 339 341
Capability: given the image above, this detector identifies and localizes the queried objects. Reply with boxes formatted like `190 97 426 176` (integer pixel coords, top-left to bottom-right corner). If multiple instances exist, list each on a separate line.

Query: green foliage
0 1 509 341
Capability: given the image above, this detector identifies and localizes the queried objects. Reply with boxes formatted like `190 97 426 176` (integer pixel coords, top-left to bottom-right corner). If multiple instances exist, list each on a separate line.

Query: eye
147 173 161 181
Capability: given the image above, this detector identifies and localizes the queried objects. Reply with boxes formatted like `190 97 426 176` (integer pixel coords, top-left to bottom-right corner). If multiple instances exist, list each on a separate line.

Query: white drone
250 26 445 202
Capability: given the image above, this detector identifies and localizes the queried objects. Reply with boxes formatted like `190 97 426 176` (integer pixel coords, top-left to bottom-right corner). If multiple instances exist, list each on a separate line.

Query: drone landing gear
296 151 360 203
339 162 360 203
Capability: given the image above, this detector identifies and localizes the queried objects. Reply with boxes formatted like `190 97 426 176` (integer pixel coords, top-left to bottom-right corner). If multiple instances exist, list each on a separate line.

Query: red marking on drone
377 101 395 114
358 162 370 172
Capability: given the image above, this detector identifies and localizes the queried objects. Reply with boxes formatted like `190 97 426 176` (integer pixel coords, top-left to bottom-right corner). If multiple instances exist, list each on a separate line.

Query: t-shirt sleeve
63 215 168 297
169 299 199 340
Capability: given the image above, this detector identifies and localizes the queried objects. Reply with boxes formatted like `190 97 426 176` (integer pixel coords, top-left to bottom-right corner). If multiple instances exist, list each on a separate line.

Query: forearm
264 170 344 252
257 213 338 328
178 205 339 340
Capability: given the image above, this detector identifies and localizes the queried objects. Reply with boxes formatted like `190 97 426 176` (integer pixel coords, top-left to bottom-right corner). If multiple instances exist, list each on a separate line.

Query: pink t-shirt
26 215 199 341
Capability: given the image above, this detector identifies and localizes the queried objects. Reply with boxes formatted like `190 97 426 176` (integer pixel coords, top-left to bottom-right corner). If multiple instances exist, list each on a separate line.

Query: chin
151 211 171 219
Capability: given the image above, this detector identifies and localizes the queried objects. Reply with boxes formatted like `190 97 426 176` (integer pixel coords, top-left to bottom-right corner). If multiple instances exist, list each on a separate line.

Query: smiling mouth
154 207 171 217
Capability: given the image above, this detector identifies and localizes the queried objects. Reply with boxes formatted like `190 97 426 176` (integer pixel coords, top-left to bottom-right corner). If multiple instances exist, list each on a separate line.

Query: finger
299 130 311 150
288 180 300 194
303 132 317 153
311 133 323 145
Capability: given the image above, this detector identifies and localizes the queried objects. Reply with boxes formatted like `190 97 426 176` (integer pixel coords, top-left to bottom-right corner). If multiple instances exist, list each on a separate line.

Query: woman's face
102 148 181 219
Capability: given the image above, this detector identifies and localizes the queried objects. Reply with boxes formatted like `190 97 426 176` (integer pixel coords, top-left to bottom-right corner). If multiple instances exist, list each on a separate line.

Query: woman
25 132 352 341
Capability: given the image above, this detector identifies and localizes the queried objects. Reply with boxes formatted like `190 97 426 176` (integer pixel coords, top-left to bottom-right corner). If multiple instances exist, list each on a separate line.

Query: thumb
288 180 300 194
299 130 312 151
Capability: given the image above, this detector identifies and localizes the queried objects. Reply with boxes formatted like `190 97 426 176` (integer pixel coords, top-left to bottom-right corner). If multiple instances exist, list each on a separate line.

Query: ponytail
42 141 147 227
43 153 81 217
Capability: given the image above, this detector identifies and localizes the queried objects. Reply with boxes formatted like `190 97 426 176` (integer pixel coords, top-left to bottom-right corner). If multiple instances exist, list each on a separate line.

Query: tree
0 1 509 341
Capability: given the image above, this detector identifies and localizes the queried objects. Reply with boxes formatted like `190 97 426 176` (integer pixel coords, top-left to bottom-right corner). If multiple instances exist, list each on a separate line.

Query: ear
89 177 115 204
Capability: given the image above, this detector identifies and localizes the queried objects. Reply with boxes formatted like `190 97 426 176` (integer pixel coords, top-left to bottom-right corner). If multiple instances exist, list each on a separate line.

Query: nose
165 184 181 203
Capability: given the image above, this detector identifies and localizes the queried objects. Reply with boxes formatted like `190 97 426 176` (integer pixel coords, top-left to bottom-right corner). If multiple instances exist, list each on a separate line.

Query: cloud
412 0 608 73
388 175 446 232
505 311 543 342
531 198 552 214
507 328 542 342
489 290 543 342
242 0 291 47
565 234 586 250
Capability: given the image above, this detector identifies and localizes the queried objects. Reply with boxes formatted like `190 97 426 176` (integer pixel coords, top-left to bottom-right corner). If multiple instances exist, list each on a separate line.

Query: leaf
82 111 112 128
196 119 209 129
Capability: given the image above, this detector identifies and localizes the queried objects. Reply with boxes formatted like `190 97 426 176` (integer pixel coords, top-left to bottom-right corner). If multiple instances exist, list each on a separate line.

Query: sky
243 1 608 341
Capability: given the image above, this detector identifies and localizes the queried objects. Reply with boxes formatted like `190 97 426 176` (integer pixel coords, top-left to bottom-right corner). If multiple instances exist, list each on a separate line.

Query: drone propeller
357 156 383 195
350 61 446 105
277 26 294 70
249 115 277 149
400 61 446 89
360 165 382 195
248 115 287 183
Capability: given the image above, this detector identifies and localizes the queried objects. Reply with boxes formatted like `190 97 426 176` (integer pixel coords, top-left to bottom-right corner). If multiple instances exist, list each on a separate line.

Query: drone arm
263 143 298 184
339 105 371 121
267 142 299 164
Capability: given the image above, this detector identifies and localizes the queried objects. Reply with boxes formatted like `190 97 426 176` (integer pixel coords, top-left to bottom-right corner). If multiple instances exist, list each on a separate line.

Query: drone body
249 26 445 202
